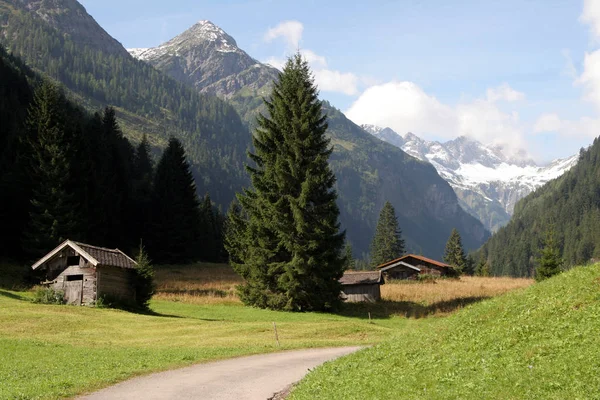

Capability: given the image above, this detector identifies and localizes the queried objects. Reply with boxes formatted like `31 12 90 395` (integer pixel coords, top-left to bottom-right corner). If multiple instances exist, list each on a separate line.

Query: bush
32 286 65 304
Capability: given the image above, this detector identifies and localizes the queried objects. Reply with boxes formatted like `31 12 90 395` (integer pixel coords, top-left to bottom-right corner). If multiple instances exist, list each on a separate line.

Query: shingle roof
73 242 137 269
339 271 384 286
376 254 450 270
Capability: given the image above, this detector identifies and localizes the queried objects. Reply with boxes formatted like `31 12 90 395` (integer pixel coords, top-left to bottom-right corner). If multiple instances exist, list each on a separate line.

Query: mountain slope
479 138 600 277
134 21 490 258
325 105 489 257
363 125 578 232
128 20 279 99
291 264 600 399
0 0 251 206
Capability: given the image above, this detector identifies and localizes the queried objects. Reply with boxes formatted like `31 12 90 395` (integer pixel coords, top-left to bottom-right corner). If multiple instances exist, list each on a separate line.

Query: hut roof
31 240 137 270
339 271 384 286
380 261 421 272
376 254 450 270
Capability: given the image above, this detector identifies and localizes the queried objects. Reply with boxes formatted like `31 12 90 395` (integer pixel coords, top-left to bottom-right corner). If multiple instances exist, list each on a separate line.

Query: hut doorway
64 274 84 305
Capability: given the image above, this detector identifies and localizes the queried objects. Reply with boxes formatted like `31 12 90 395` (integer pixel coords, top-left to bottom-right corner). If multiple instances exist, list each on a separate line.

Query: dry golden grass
153 263 242 304
153 264 533 315
378 276 533 317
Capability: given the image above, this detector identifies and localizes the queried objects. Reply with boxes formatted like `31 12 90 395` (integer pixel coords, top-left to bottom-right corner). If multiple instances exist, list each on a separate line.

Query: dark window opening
67 256 81 266
66 274 83 281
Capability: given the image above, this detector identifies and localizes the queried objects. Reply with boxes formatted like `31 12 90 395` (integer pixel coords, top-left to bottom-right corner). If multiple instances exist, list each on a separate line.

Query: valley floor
0 264 531 399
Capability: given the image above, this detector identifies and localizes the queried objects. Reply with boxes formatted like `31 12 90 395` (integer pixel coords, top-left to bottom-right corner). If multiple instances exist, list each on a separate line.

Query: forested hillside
0 47 225 264
0 0 251 206
480 140 600 277
0 0 489 259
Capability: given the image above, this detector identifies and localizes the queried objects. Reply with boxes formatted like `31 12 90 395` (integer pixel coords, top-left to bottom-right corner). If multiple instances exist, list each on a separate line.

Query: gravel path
77 346 362 400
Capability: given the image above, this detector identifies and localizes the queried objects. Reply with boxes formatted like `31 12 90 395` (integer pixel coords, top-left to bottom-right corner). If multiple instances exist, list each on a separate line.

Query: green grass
0 290 406 400
290 264 600 400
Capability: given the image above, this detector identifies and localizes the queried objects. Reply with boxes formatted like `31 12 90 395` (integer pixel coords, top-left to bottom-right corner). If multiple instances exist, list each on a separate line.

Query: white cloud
534 113 600 139
345 82 457 137
534 113 562 133
346 81 528 154
300 49 327 69
576 49 600 112
263 21 362 96
581 0 600 41
486 83 525 103
264 20 304 48
313 69 359 96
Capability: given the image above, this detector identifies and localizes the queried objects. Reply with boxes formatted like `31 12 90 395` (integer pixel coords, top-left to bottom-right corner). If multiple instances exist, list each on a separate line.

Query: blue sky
80 0 600 162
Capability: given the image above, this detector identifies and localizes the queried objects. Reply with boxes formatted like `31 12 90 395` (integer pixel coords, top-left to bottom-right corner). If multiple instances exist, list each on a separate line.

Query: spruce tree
535 228 563 282
131 135 154 245
133 242 155 311
228 54 345 311
370 201 405 267
23 80 80 258
343 242 355 270
444 228 467 274
150 137 202 263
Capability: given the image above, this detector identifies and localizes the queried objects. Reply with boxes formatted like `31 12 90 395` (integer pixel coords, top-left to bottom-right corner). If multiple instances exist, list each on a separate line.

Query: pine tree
475 255 490 276
199 194 218 262
370 201 405 267
150 137 202 263
131 135 154 245
132 241 154 310
444 228 466 274
227 54 345 311
464 254 476 276
23 80 80 258
535 228 563 282
343 242 355 270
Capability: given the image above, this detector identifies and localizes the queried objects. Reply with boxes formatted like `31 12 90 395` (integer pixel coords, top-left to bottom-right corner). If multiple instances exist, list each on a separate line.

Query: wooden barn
377 254 453 280
339 271 384 303
31 240 137 305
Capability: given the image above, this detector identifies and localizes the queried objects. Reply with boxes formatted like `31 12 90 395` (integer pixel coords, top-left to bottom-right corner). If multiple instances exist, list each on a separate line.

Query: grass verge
0 290 402 400
290 265 600 399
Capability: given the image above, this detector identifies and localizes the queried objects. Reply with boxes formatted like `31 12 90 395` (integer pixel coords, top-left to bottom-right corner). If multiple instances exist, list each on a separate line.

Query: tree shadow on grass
0 289 29 301
338 296 490 320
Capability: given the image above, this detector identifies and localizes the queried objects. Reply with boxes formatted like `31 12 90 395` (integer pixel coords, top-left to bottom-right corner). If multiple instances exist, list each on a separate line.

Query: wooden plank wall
51 265 97 305
97 266 135 302
342 284 381 303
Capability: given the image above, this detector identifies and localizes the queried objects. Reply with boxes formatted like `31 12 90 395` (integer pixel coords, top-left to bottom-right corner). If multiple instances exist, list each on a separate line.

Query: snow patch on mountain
362 124 578 231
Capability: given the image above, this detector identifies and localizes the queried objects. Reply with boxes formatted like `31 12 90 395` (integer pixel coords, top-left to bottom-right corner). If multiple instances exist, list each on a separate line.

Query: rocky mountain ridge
362 124 578 232
128 20 279 98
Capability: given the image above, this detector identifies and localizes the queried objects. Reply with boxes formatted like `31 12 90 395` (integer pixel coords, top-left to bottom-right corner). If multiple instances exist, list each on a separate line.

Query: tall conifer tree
23 80 80 258
370 201 405 267
150 137 202 263
444 228 467 274
228 54 345 311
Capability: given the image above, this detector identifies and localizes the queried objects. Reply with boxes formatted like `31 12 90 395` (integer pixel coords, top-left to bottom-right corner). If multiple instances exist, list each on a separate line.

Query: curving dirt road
77 346 362 400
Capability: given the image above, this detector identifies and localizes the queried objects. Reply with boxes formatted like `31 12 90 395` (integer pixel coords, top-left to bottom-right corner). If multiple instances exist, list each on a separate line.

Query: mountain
362 125 578 232
478 138 600 277
0 0 252 207
0 2 489 259
128 20 279 99
135 20 490 259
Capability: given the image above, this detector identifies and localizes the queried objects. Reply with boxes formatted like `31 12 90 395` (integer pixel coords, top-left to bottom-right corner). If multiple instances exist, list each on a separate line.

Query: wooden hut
31 240 137 305
377 254 452 280
339 271 384 303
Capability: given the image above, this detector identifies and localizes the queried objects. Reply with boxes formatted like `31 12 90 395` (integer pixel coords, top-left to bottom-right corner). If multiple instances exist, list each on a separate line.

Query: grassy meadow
290 264 600 399
0 262 533 399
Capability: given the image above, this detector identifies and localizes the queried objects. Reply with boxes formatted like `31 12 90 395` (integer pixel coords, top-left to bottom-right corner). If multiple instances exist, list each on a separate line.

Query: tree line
477 138 600 277
0 47 225 265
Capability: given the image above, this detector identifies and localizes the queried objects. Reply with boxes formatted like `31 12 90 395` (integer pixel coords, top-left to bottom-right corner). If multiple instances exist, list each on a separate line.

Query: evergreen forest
0 47 226 264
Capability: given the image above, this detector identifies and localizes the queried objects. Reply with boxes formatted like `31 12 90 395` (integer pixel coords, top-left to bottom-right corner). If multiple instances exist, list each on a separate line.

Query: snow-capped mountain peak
362 124 578 232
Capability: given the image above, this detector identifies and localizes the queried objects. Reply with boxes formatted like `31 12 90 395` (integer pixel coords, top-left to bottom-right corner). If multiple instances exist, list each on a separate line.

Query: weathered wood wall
97 266 135 303
50 265 97 305
341 284 381 303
